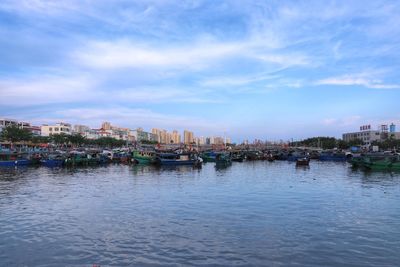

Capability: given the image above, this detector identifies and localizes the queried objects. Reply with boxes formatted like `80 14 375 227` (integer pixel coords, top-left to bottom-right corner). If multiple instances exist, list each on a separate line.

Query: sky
0 0 399 142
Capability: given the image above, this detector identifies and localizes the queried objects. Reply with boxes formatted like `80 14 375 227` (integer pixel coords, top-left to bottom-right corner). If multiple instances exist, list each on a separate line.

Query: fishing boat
287 151 306 161
215 152 232 167
0 152 32 167
156 153 202 166
319 151 347 161
64 151 89 167
296 157 310 166
40 153 65 167
132 150 156 164
245 150 262 160
231 151 245 162
200 151 217 162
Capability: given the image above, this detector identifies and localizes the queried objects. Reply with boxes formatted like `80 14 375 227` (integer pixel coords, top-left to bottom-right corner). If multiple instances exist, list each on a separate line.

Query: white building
0 118 18 133
342 124 400 146
41 122 72 136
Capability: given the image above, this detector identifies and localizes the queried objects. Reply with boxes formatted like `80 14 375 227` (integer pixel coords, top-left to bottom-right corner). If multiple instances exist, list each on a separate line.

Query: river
0 161 399 266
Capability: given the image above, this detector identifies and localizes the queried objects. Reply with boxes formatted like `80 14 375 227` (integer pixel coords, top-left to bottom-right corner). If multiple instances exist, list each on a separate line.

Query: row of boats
2 148 398 171
0 149 231 168
350 154 400 171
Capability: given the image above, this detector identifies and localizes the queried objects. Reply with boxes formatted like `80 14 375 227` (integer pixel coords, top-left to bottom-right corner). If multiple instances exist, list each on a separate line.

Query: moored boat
231 151 245 162
215 152 232 167
0 152 32 167
156 153 202 166
200 151 217 162
296 157 310 166
132 150 156 164
40 153 65 167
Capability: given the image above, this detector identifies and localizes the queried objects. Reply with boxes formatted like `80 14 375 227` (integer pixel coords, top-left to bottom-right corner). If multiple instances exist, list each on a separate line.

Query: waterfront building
390 123 396 133
18 122 41 136
82 129 100 140
214 137 225 145
0 118 18 133
342 123 400 146
131 128 157 142
41 122 72 136
184 130 194 144
101 122 111 130
73 124 90 134
171 130 181 144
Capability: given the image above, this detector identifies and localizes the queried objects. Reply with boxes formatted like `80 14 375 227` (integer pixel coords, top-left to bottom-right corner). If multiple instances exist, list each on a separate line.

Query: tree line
290 136 365 149
0 125 126 147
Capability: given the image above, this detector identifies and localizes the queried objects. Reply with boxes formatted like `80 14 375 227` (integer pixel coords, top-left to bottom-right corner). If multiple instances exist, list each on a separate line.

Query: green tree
0 125 32 143
31 136 50 144
67 134 86 146
50 133 69 145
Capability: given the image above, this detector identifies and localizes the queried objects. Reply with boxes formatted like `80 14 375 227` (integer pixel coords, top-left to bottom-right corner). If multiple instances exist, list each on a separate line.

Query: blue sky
0 0 399 142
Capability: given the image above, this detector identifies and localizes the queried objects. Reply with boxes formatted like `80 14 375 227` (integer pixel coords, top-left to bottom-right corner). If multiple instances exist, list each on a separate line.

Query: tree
31 136 50 144
67 134 86 146
0 125 32 143
50 133 68 145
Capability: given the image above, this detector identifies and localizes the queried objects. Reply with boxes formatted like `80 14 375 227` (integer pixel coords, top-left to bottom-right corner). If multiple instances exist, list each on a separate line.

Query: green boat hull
132 151 156 164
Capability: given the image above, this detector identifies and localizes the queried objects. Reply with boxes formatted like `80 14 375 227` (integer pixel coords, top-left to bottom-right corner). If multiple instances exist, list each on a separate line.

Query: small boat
40 153 65 167
132 150 156 164
0 152 32 167
231 151 245 162
156 153 202 166
319 151 347 161
245 150 262 160
287 151 305 161
200 151 217 162
215 152 232 167
296 157 310 166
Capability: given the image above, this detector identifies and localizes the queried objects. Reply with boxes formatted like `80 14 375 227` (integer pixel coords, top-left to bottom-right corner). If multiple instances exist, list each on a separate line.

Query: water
0 161 399 266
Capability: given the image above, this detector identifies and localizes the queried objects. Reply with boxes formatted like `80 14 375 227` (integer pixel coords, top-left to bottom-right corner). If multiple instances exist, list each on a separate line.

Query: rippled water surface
1 161 400 266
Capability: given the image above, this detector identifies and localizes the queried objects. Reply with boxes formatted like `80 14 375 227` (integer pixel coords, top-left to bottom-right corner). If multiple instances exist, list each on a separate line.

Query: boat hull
158 159 198 166
41 159 64 168
0 159 32 167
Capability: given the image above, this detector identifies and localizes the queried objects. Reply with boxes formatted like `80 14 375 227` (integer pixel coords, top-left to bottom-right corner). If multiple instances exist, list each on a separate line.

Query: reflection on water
0 161 400 266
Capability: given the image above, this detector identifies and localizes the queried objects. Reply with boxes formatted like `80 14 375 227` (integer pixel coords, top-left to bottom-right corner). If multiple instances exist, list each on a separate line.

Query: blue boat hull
319 155 346 161
158 159 197 166
0 159 32 167
41 159 64 167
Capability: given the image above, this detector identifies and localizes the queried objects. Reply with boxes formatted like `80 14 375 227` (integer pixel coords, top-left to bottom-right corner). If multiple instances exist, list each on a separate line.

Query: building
18 122 41 136
183 130 194 144
73 124 90 134
342 124 400 146
171 130 181 144
101 122 111 130
131 128 157 142
41 122 72 136
0 118 18 132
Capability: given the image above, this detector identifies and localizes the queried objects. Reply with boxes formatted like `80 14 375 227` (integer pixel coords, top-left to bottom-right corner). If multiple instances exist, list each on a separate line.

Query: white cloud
0 75 95 105
73 39 245 70
316 73 400 89
0 74 219 106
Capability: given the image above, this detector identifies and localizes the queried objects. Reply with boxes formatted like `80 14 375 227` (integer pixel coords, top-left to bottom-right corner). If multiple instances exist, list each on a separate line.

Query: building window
55 127 59 131
49 127 52 131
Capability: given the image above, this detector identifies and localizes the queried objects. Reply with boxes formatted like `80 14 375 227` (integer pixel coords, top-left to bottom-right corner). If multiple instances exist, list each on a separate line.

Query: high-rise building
172 130 181 144
101 122 111 130
74 124 90 134
390 123 396 133
184 130 194 144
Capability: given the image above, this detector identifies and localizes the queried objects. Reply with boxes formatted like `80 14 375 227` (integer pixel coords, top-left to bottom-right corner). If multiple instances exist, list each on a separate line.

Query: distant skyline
0 1 399 142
